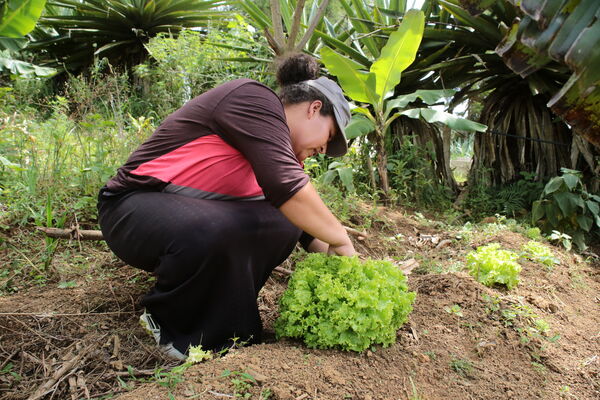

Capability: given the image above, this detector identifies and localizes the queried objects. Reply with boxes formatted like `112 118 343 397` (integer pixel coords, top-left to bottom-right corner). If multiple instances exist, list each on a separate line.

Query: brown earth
1 208 599 400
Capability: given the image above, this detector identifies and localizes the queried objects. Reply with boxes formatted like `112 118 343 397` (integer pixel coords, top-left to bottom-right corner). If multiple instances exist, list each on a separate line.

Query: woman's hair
276 53 334 116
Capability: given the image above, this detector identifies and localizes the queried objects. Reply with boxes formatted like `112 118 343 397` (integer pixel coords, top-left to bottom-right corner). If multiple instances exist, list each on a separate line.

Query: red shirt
106 79 309 207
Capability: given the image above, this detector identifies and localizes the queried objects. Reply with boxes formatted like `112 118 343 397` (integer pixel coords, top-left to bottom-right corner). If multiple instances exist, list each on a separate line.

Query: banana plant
493 0 600 148
0 0 46 37
321 9 486 195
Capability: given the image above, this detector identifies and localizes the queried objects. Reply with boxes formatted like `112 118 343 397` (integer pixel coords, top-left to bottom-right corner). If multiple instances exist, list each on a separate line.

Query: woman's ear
307 100 323 119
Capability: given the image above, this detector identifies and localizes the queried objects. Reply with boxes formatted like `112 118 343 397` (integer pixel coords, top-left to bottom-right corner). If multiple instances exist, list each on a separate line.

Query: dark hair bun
276 53 319 87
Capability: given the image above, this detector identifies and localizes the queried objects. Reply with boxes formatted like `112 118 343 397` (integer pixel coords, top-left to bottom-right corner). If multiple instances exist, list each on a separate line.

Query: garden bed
1 208 599 399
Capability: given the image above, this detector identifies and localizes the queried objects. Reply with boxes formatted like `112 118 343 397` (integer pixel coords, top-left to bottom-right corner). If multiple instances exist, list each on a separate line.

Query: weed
221 369 257 399
445 304 463 317
408 376 424 400
520 241 560 270
1 362 22 383
482 294 560 347
548 230 573 252
450 356 473 377
531 361 547 375
533 168 600 251
118 363 191 396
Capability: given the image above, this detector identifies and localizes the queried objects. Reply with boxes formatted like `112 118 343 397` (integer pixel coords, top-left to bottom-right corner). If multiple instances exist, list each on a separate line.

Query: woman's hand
328 239 356 257
280 182 357 255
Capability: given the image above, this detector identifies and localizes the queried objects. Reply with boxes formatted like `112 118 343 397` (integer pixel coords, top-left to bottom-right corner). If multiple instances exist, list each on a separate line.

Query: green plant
526 227 542 240
187 344 213 363
521 241 560 270
450 356 473 377
320 159 355 193
387 136 453 208
221 370 257 399
482 294 560 347
548 230 573 252
29 0 226 72
532 168 600 250
137 18 271 116
275 253 416 352
445 304 463 317
0 0 46 37
0 362 22 383
466 243 521 289
320 9 486 196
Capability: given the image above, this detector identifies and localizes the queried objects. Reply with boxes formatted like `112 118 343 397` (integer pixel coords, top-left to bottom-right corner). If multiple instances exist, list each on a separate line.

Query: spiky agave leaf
28 0 227 72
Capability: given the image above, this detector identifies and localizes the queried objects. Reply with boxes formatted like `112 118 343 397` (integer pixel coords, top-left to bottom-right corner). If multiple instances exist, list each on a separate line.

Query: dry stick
344 226 368 238
36 227 104 241
273 266 293 276
0 311 135 317
27 345 92 400
38 226 368 241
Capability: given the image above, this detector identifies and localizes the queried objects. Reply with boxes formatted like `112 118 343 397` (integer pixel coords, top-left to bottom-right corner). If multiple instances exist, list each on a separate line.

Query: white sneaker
139 310 187 361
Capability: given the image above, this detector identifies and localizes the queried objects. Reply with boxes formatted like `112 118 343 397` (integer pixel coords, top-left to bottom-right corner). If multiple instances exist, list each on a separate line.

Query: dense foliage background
1 0 599 252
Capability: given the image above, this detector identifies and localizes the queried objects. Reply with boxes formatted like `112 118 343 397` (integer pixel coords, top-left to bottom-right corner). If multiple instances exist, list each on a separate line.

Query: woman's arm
279 182 355 256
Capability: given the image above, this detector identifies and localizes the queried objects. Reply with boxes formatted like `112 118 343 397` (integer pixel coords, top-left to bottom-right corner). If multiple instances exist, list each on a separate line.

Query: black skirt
97 189 301 353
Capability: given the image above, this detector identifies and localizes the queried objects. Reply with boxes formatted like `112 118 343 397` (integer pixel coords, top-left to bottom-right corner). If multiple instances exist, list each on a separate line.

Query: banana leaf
0 0 47 37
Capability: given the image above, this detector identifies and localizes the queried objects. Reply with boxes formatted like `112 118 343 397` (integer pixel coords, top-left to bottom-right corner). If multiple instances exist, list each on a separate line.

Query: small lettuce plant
275 254 415 352
520 241 560 270
467 243 521 290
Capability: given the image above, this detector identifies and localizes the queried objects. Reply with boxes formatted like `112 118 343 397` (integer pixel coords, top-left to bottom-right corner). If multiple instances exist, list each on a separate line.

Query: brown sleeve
211 81 309 207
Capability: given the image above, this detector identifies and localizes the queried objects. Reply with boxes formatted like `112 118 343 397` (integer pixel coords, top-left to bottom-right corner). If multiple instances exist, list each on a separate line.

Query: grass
450 356 474 378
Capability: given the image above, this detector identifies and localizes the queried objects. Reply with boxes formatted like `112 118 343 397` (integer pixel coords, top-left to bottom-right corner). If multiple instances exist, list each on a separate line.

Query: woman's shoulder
210 79 283 112
222 78 278 97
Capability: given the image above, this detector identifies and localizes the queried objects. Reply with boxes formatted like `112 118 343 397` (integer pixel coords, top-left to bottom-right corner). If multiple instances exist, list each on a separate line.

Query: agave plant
27 0 227 72
235 0 332 57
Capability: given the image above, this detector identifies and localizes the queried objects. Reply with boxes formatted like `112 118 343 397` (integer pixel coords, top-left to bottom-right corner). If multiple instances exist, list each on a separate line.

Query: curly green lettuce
467 243 521 289
275 254 416 352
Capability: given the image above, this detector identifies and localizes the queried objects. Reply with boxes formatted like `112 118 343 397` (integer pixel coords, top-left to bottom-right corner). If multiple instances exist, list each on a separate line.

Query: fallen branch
273 266 293 276
343 226 368 239
396 258 419 275
0 311 135 317
27 344 92 400
39 226 369 241
36 227 104 241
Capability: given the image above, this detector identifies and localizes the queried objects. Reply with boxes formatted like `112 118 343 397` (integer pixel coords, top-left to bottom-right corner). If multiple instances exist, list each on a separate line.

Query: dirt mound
114 268 600 400
1 218 599 400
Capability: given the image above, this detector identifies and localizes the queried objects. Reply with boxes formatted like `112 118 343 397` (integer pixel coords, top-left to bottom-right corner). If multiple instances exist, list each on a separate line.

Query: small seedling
221 370 256 398
187 345 212 363
450 357 473 377
1 363 22 382
445 304 463 317
531 362 547 375
521 241 560 270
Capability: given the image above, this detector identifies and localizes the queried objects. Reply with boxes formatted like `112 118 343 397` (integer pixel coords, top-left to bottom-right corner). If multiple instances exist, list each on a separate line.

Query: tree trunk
373 132 390 196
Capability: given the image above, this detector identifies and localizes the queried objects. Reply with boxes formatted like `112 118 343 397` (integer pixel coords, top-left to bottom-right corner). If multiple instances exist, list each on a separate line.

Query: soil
1 207 599 400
